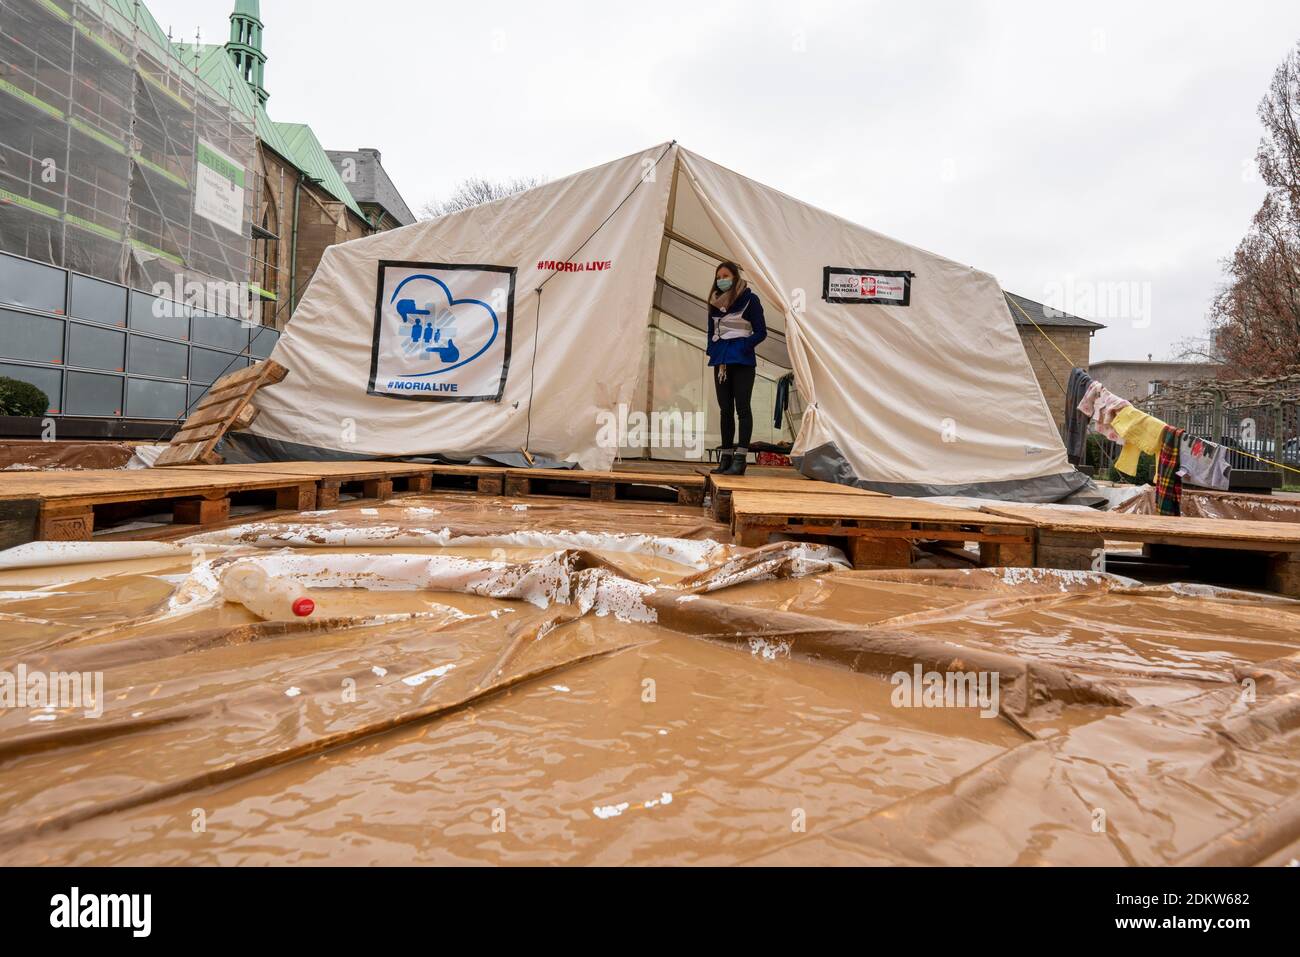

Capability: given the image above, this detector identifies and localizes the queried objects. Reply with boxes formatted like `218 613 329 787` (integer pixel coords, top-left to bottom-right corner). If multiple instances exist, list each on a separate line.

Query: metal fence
1139 397 1300 480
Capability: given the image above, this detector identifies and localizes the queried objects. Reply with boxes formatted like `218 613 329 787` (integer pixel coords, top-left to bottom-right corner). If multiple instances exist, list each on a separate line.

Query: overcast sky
156 0 1300 361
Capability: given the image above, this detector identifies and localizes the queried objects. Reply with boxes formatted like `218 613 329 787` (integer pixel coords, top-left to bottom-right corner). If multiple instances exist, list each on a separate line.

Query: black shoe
722 448 748 476
710 450 734 475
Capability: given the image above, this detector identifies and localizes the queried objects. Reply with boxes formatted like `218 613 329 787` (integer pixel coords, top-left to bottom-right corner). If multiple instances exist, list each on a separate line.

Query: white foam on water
402 664 456 687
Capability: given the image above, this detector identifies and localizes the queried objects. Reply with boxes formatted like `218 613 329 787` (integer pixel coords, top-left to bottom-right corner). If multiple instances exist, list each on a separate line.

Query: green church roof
273 122 367 220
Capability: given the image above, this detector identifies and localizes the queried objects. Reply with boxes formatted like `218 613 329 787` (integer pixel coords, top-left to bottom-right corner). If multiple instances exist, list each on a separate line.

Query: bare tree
1208 41 1300 378
419 175 546 220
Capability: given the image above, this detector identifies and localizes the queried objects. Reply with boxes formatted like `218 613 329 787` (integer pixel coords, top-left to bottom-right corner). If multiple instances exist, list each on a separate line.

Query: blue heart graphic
390 274 499 378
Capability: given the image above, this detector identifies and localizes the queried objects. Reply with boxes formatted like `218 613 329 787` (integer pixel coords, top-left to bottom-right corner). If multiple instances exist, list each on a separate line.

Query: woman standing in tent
707 262 767 476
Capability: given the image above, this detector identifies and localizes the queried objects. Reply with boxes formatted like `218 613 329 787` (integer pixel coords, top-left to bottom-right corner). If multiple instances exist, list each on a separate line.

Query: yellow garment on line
1112 406 1167 476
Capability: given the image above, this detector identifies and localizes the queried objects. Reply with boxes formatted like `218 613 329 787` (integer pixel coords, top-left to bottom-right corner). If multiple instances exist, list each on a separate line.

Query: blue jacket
706 289 767 367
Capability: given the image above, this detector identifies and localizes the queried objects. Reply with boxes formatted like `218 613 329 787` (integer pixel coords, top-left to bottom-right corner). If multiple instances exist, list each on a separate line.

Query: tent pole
644 150 683 462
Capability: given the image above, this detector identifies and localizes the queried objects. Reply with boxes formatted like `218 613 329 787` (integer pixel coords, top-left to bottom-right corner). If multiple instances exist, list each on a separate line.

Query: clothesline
1069 370 1300 515
1005 296 1300 479
1007 296 1076 367
1072 374 1300 480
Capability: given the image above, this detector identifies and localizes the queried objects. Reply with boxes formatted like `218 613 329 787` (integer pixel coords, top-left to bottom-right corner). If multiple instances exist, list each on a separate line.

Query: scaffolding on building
0 0 257 306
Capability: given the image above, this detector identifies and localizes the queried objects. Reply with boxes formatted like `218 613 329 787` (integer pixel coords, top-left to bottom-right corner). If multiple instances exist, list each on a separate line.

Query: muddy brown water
1 501 1298 865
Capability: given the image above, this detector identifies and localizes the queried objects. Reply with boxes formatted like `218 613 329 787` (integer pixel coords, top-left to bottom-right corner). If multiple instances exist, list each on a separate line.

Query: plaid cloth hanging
1154 425 1184 517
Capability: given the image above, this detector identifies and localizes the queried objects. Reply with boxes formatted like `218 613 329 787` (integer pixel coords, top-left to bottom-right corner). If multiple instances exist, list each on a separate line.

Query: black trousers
713 363 756 449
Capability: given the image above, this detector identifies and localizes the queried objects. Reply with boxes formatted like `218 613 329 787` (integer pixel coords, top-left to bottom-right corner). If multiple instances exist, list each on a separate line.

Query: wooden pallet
704 473 885 522
155 360 288 466
165 460 441 508
419 464 511 496
502 468 705 506
0 467 318 542
980 503 1300 596
612 460 709 476
729 491 1034 569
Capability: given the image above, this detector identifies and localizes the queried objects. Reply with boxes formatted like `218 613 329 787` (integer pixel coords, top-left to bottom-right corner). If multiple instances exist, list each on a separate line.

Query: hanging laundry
1178 435 1233 491
1078 381 1129 442
1093 390 1131 441
774 373 795 430
1112 406 1167 476
1154 426 1185 516
1064 368 1093 464
1077 380 1104 418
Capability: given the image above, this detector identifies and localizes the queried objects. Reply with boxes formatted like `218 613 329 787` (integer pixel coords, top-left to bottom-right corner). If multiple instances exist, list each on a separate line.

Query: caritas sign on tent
368 261 516 403
823 266 914 306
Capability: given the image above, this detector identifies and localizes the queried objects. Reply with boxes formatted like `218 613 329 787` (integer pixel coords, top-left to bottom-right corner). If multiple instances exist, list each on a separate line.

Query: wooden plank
36 504 94 541
154 443 225 466
0 467 328 507
1035 531 1105 571
979 540 1036 568
156 359 287 468
765 524 1029 544
707 474 884 522
183 394 251 428
275 483 318 511
729 491 1033 570
193 378 259 407
35 504 94 540
707 474 886 497
170 419 235 446
173 496 230 526
611 460 706 475
361 478 394 500
317 481 342 509
1266 554 1300 598
167 461 438 481
205 359 287 392
0 499 39 549
850 527 913 569
980 503 1300 549
730 491 1033 527
495 467 704 503
425 464 514 477
504 467 705 488
692 464 804 479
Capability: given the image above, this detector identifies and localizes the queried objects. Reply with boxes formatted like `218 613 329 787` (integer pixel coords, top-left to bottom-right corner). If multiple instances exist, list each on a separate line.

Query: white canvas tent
234 142 1089 501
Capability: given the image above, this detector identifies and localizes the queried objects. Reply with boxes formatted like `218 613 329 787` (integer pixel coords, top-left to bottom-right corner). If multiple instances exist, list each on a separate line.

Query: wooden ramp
0 466 318 541
980 503 1300 596
704 473 885 522
502 468 705 506
729 491 1034 569
155 360 287 466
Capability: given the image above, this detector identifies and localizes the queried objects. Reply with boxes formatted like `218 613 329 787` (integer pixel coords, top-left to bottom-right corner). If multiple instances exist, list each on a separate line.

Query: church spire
227 0 267 105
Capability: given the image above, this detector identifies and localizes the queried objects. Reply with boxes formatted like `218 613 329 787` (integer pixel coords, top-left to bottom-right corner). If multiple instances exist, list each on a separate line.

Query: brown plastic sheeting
1182 490 1300 524
1 502 1299 866
0 441 138 472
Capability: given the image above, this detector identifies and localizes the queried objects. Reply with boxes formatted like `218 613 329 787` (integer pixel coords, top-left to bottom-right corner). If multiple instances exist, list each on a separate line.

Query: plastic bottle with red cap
220 564 316 621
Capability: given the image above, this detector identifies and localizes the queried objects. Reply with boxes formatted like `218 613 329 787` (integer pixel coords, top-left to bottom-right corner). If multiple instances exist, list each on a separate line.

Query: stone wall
1017 326 1093 433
